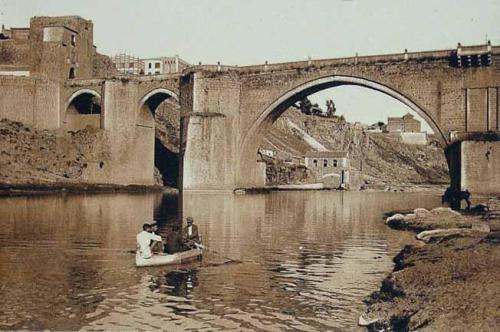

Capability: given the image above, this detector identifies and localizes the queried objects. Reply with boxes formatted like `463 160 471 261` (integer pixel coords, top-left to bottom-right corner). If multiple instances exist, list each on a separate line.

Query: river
0 190 442 331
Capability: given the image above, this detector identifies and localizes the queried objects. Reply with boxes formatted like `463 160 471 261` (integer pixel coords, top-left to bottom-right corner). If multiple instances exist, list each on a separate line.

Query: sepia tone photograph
0 0 499 330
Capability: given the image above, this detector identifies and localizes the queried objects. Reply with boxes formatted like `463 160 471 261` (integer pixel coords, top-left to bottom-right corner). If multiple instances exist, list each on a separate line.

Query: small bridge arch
64 88 102 129
137 87 179 126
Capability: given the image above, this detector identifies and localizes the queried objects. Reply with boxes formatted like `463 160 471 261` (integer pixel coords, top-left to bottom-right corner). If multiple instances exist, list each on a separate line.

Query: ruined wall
0 76 60 129
92 52 119 78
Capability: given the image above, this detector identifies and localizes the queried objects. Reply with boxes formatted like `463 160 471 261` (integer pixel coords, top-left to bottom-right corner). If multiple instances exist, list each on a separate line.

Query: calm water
0 191 442 331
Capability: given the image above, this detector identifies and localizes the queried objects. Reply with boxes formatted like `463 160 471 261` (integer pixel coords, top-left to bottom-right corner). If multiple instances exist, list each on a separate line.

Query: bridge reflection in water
0 191 441 330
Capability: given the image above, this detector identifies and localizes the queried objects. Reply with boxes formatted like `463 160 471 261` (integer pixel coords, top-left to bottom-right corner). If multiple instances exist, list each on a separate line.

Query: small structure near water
304 151 350 189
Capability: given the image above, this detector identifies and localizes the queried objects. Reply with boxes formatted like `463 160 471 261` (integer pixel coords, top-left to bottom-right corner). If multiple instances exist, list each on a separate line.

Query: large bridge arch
242 75 447 153
238 75 449 188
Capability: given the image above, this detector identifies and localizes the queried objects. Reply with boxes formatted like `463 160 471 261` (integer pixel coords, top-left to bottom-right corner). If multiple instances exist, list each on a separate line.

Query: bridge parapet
184 43 499 76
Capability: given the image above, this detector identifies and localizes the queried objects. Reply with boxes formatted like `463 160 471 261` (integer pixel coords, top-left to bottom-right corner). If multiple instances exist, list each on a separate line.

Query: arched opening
241 75 449 189
138 88 180 188
138 88 178 126
68 67 75 79
64 89 102 129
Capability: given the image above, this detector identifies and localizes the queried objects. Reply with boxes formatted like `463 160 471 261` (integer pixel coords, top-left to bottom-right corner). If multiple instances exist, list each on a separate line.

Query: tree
326 99 336 117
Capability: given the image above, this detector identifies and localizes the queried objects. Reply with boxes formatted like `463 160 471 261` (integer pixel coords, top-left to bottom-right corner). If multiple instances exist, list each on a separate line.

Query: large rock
385 206 471 232
416 228 487 243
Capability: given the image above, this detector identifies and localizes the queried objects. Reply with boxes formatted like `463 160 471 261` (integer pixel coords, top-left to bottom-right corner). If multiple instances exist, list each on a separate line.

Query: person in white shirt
136 223 164 259
149 222 165 253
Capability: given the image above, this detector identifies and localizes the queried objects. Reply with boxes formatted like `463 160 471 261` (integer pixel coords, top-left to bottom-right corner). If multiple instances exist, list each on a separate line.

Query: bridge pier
180 112 238 191
446 136 500 195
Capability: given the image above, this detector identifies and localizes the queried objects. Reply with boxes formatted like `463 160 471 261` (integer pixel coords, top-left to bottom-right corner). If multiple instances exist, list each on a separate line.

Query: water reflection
0 190 441 330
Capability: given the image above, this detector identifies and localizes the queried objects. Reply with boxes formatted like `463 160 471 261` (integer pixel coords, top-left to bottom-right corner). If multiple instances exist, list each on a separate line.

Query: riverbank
360 199 500 331
0 183 177 197
235 183 446 195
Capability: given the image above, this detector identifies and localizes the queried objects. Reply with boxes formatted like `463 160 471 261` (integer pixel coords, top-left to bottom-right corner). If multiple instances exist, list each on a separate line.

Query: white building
143 55 190 75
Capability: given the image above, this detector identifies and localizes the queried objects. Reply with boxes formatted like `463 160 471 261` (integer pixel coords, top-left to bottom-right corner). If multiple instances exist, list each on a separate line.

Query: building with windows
304 151 350 188
143 55 190 75
111 53 144 75
385 113 428 145
0 16 96 81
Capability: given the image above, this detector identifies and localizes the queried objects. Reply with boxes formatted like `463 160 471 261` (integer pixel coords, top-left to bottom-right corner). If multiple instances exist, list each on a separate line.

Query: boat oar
194 243 242 263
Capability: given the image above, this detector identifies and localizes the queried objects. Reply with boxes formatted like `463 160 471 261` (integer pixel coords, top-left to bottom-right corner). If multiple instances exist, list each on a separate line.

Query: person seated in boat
182 217 200 249
136 223 165 259
149 221 166 254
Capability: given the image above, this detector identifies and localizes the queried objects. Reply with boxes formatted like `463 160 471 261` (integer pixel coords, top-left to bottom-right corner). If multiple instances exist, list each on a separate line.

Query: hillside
264 108 449 187
0 119 109 186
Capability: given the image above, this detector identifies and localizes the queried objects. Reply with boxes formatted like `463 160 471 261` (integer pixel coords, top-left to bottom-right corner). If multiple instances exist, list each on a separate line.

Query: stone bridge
1 43 498 194
179 43 500 194
54 75 181 185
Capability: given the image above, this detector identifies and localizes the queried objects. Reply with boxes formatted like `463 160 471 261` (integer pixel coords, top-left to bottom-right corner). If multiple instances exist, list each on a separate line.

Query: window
155 70 160 74
323 159 328 167
68 67 75 79
129 62 134 68
333 160 338 167
70 34 76 46
155 62 161 69
148 63 152 69
313 159 318 167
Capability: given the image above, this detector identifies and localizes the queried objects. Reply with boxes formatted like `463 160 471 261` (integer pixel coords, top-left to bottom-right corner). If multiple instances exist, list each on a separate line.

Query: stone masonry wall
0 76 60 129
461 140 500 194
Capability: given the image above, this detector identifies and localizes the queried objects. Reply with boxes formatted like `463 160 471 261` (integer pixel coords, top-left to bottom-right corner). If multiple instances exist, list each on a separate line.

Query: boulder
416 228 485 243
386 213 406 224
430 207 462 217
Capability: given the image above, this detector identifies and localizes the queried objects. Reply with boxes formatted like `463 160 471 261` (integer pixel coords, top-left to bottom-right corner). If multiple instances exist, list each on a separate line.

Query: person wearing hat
182 217 200 249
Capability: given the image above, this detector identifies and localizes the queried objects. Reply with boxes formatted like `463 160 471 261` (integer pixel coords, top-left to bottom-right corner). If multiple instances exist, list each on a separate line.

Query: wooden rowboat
135 248 202 267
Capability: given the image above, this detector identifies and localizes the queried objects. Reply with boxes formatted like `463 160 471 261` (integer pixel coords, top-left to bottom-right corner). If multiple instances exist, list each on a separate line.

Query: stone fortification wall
0 76 60 129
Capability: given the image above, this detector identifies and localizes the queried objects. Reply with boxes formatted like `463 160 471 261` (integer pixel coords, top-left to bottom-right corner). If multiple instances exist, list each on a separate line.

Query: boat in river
135 248 202 267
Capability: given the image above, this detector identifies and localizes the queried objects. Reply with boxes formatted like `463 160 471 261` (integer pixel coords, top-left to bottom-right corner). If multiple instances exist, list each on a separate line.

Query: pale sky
1 0 499 131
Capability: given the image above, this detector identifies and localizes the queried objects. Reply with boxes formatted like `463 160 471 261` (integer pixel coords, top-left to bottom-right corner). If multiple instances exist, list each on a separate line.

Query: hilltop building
385 113 427 145
143 55 190 75
386 113 421 133
109 54 190 75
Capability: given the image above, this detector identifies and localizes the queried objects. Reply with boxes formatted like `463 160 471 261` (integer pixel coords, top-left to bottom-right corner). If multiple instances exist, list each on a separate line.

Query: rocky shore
360 199 500 331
